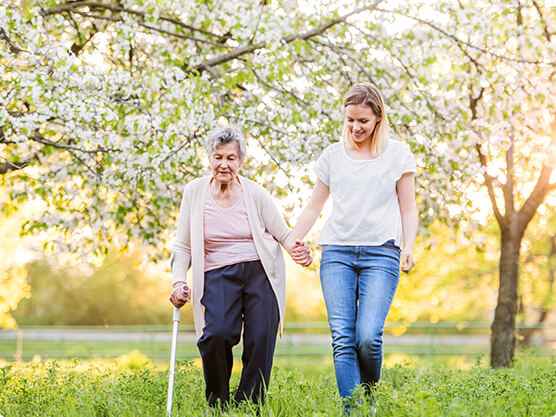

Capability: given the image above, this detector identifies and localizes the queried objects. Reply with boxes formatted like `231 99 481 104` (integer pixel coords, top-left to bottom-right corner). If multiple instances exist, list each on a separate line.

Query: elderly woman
169 127 310 409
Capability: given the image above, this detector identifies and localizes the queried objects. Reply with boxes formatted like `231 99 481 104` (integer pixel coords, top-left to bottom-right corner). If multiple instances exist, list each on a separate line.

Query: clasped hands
288 239 312 267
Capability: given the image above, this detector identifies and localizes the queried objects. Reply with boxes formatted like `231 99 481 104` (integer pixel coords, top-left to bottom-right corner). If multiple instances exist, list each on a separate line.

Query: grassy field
0 353 555 417
0 338 497 361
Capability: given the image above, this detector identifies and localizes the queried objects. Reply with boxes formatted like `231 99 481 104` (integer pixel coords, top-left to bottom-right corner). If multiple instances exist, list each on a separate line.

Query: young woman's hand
400 250 414 273
290 240 313 267
169 284 191 308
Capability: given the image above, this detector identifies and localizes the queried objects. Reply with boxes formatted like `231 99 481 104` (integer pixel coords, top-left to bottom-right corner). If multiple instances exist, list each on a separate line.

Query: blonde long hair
343 83 389 154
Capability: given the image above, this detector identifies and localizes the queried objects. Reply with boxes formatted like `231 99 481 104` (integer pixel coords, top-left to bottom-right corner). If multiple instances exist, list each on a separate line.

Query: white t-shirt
314 139 416 247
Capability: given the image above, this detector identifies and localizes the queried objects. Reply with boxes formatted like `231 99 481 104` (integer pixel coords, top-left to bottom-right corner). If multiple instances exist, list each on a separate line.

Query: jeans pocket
382 239 400 250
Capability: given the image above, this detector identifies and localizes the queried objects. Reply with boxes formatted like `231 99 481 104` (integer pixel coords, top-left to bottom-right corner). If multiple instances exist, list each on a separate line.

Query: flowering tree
381 0 556 366
1 0 455 256
1 0 555 366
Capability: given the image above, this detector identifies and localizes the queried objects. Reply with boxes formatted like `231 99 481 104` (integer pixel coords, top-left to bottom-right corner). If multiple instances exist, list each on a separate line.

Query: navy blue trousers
197 260 279 407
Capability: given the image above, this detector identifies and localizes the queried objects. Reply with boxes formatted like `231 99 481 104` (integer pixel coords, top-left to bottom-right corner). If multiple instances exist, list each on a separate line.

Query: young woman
290 83 418 413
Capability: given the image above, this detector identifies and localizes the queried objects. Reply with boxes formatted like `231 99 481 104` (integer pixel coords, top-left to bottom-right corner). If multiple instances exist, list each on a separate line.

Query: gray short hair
205 127 246 160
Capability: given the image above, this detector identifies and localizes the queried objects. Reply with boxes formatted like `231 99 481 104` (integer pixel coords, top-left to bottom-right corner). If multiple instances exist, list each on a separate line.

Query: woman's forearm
289 180 330 244
401 206 418 252
397 173 418 252
290 205 322 242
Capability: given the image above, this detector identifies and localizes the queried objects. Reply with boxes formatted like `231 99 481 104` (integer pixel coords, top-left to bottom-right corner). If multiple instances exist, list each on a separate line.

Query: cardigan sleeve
170 184 192 287
257 186 293 248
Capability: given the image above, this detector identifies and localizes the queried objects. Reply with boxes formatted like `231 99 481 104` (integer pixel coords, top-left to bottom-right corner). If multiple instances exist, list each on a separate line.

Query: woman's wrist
172 281 187 289
402 244 414 253
283 233 299 251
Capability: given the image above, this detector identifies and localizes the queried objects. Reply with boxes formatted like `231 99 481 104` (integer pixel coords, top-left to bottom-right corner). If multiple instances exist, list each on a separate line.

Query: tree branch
0 154 37 175
532 0 552 42
475 143 504 226
247 64 333 120
469 87 484 120
248 4 265 45
0 28 26 54
470 85 504 226
67 10 229 47
66 148 99 178
30 131 121 154
502 133 515 219
158 129 201 167
69 20 98 56
517 164 554 232
41 1 227 41
374 7 556 66
189 1 385 74
311 31 378 84
234 118 295 193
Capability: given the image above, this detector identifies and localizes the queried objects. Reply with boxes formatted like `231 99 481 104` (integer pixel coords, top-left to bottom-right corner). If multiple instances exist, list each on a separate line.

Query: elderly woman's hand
290 240 312 267
169 283 191 308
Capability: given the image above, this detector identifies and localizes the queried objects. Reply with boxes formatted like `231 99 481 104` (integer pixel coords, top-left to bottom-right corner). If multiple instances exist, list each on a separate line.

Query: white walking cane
166 306 181 417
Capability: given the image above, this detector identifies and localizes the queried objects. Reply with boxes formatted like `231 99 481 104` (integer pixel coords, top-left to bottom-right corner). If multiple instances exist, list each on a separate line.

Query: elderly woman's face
210 142 242 184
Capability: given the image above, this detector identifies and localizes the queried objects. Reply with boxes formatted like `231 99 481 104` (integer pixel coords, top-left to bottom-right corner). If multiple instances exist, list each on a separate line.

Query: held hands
169 283 191 308
400 249 414 273
289 240 312 267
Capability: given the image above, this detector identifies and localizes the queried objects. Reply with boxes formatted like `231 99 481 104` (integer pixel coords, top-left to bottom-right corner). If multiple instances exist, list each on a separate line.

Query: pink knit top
203 192 260 272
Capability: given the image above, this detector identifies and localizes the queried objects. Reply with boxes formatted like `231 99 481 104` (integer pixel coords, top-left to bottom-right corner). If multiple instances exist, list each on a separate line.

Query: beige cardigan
170 175 293 339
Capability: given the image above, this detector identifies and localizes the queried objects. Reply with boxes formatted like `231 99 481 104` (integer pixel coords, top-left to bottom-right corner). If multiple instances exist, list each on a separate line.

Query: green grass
0 353 555 417
0 339 499 361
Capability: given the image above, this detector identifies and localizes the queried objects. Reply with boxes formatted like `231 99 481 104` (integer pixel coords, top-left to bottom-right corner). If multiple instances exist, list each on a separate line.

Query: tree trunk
490 225 522 367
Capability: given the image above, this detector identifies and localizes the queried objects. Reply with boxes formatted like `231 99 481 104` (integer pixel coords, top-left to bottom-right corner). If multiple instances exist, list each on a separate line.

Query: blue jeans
320 241 401 398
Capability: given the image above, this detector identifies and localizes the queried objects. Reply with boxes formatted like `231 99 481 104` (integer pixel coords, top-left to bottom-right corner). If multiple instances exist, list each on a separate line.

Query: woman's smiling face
345 103 379 145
